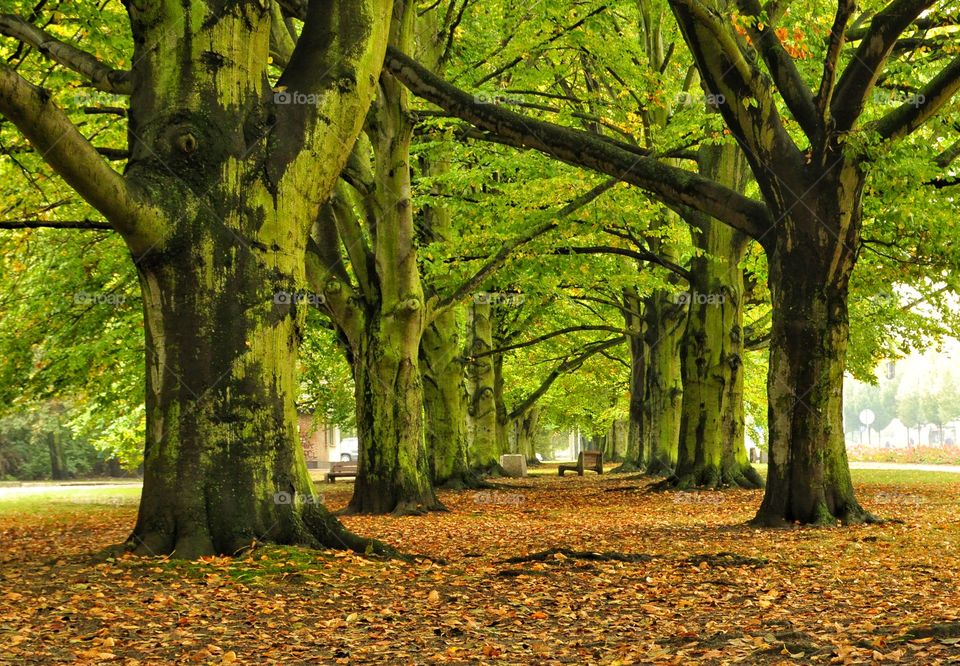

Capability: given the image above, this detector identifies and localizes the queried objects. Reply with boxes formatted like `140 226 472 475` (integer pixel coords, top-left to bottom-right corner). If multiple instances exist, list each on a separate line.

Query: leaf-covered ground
2 470 960 664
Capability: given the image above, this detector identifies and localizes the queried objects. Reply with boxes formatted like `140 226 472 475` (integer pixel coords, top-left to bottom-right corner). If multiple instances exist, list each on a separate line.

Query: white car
338 437 359 462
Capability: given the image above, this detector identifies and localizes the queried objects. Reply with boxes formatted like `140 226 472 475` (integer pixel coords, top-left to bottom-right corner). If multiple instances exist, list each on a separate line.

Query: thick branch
0 219 112 230
0 64 159 251
0 14 131 94
508 336 625 421
735 0 819 138
874 55 960 141
429 179 617 320
831 0 936 132
384 47 774 241
817 0 857 122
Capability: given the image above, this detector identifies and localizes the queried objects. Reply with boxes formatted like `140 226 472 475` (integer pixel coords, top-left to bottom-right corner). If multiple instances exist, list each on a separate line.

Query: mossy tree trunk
670 138 762 490
754 175 869 525
466 301 501 470
614 287 647 472
415 12 475 488
308 1 442 516
0 0 395 556
642 290 685 475
421 318 474 487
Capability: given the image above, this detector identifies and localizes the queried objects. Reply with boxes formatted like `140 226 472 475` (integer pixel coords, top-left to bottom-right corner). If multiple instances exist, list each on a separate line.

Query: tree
385 0 960 524
1 1 395 556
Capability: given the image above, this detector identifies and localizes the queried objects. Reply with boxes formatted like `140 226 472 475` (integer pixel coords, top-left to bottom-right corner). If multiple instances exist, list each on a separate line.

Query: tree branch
0 63 160 252
830 0 936 133
0 219 112 230
507 336 625 421
874 55 960 141
429 179 617 320
735 0 819 138
816 0 857 124
472 325 630 359
0 14 131 94
555 245 692 281
384 46 774 241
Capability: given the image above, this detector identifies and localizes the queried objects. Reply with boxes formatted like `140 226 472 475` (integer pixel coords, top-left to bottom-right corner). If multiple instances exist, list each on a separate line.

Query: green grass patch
0 485 141 515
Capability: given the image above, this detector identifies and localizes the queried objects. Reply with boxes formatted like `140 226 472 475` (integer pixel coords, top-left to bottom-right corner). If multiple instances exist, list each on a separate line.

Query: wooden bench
558 451 603 476
326 461 358 482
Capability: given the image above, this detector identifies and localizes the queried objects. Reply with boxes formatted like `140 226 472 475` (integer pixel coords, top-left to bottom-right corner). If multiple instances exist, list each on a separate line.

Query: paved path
849 462 960 473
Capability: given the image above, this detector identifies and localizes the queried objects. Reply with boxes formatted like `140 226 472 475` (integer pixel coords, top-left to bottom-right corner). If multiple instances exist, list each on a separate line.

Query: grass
0 485 141 516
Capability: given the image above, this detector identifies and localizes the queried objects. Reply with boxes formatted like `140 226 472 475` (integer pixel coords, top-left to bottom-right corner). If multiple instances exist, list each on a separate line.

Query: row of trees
1 0 959 556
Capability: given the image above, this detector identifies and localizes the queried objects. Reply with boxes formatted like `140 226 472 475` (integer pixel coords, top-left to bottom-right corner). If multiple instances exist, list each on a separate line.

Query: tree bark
643 290 685 475
613 287 647 472
340 1 442 515
670 138 762 489
421 317 476 488
671 223 762 489
466 301 501 470
116 0 392 556
754 173 872 525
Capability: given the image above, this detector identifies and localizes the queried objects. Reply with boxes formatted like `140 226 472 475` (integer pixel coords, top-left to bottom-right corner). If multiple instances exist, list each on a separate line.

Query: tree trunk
754 179 871 526
123 0 392 557
421 317 476 488
670 136 761 489
466 301 501 469
671 223 762 489
133 259 355 558
493 350 511 455
643 290 684 475
348 323 442 514
344 3 442 514
48 429 66 481
614 287 647 472
515 406 540 463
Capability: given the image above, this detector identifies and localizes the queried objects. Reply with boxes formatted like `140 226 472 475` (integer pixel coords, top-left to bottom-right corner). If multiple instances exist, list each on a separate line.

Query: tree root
902 622 960 640
651 464 765 492
686 552 768 568
610 461 642 474
497 547 654 564
645 457 676 477
438 469 494 490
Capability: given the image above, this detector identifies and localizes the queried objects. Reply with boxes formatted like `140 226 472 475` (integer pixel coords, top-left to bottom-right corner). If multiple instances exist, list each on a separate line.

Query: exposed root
686 552 768 568
439 470 494 490
390 499 449 517
610 461 642 474
498 547 654 564
751 501 883 528
645 457 675 477
651 464 764 492
903 622 960 640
